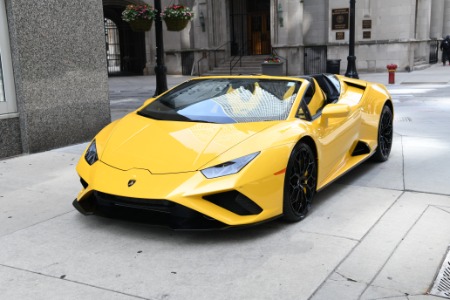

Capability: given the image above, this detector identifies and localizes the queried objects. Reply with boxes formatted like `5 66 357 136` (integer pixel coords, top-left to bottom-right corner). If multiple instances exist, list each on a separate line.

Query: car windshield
138 78 302 124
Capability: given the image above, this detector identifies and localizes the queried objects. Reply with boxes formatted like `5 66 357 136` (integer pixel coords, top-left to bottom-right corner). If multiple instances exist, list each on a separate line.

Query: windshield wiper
188 119 216 124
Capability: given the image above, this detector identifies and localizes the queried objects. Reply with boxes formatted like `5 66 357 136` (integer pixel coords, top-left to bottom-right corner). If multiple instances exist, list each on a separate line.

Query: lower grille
83 191 228 229
203 191 262 216
95 191 172 214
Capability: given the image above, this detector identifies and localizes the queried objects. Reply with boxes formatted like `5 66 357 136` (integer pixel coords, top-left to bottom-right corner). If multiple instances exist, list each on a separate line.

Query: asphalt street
1 66 450 299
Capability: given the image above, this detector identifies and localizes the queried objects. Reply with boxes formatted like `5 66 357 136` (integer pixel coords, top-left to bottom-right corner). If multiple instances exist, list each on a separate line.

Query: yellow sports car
73 74 393 229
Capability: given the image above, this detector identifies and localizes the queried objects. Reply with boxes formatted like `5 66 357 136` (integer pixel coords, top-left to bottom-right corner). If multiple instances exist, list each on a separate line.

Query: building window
105 18 121 75
0 0 17 117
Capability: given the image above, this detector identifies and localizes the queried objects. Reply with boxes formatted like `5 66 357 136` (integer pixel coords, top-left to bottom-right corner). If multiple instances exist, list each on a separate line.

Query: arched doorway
230 0 271 56
103 2 147 76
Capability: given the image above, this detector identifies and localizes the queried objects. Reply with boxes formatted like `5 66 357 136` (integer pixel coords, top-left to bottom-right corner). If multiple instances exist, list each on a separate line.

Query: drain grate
430 247 450 298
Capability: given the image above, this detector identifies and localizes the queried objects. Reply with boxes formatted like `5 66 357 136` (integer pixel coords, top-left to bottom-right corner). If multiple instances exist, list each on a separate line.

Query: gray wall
3 0 110 156
0 118 22 158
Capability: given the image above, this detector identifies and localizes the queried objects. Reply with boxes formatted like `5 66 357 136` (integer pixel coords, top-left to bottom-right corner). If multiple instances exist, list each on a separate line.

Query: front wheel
282 143 317 222
372 105 393 162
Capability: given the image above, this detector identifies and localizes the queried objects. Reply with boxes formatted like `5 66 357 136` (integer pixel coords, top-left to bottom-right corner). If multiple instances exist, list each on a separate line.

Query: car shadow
75 207 289 244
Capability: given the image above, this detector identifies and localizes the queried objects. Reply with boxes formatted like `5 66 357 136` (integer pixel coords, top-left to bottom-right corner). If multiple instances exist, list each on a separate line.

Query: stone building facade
134 0 450 75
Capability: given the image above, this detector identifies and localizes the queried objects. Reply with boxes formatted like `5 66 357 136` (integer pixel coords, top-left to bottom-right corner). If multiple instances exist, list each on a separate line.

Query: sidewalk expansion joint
0 264 150 300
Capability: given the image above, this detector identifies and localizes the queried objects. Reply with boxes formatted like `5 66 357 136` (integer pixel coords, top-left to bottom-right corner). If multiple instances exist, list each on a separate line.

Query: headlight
201 152 259 179
84 140 98 165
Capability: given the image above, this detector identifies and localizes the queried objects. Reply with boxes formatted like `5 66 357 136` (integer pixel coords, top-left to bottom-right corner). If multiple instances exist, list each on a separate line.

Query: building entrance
230 0 271 56
103 3 147 76
247 11 270 55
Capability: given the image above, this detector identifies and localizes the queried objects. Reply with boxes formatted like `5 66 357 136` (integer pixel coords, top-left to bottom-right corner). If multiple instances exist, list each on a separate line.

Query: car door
306 80 364 188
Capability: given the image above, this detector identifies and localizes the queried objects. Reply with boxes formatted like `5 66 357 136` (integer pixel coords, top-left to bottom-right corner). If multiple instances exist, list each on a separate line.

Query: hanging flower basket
164 18 190 31
129 19 153 32
122 4 157 32
161 5 194 32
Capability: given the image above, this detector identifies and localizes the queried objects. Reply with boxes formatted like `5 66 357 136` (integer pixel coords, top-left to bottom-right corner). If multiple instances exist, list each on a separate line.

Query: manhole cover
430 247 450 298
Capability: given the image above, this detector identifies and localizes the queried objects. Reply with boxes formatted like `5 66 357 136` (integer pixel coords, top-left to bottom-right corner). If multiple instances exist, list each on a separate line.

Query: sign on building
332 8 349 30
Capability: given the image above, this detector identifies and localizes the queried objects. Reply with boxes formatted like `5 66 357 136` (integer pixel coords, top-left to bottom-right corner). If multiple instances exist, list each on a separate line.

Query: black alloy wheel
373 105 393 162
283 143 317 222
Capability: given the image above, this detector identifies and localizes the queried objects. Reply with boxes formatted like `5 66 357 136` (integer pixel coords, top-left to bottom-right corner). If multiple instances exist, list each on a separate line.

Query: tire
282 143 317 222
372 105 393 162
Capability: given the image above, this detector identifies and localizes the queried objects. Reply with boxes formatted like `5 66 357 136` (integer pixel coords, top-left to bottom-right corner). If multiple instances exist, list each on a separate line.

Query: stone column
273 0 304 75
207 0 227 48
287 0 304 45
443 0 450 35
5 0 110 153
430 0 444 39
415 0 432 40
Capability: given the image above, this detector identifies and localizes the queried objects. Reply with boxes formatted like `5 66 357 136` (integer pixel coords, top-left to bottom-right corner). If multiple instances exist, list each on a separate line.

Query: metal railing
194 41 230 76
229 41 248 75
429 39 439 64
304 46 327 75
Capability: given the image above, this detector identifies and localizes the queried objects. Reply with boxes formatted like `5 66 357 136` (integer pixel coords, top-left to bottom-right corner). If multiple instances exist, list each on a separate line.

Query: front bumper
74 148 289 228
72 192 231 229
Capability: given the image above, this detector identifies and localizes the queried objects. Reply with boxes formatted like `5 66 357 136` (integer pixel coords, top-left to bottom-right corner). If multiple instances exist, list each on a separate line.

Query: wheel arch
282 135 318 222
298 135 317 161
384 99 394 115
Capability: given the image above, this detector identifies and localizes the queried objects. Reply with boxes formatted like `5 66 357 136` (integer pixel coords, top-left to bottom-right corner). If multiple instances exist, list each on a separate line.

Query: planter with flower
261 54 284 76
122 4 157 32
161 4 194 31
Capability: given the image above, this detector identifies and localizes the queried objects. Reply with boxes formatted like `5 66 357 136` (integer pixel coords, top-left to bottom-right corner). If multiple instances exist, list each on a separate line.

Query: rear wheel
372 105 393 162
283 143 317 222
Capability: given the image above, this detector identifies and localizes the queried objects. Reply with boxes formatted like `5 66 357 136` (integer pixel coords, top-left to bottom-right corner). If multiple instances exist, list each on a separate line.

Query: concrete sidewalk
1 65 450 300
107 63 450 96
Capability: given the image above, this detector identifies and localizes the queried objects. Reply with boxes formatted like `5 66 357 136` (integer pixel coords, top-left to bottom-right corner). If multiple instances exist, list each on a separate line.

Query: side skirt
316 150 375 193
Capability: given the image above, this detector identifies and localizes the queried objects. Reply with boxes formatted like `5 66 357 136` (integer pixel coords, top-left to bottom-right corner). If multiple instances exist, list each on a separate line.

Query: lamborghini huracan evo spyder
73 74 393 229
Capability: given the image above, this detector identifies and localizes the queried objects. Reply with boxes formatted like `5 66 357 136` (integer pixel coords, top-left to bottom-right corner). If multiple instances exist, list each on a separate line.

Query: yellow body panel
74 75 392 227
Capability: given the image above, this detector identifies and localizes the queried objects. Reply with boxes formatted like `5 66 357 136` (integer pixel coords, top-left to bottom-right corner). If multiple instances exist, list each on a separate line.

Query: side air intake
352 141 371 156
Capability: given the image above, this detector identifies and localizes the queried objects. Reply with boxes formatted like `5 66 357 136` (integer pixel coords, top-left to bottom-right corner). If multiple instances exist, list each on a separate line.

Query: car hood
100 113 276 174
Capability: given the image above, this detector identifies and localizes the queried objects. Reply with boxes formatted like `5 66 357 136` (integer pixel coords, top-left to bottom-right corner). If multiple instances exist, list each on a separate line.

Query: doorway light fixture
199 11 206 32
278 3 284 27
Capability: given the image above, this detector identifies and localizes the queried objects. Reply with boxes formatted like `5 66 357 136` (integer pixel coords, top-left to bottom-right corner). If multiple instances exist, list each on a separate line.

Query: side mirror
321 104 350 127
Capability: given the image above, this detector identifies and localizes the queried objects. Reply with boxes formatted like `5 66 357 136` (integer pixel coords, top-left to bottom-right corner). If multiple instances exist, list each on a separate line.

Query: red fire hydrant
386 64 398 84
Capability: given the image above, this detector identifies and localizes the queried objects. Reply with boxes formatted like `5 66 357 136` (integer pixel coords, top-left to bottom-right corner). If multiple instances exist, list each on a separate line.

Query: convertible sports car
73 74 393 229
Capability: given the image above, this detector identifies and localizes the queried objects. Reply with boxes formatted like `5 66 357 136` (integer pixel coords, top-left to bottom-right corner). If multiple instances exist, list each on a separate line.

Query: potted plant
122 4 157 32
161 4 194 31
262 54 284 76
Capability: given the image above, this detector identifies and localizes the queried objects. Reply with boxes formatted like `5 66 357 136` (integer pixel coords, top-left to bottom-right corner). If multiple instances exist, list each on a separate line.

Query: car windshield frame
138 78 303 124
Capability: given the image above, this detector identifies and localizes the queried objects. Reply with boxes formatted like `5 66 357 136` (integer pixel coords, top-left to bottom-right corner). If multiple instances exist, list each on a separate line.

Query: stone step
205 55 268 75
204 67 262 76
400 58 429 71
413 63 430 71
